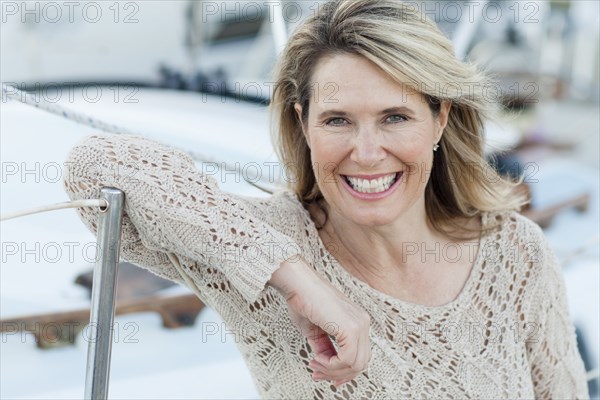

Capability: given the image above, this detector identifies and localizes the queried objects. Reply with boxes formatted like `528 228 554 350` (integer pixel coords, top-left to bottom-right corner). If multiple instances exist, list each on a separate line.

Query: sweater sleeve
62 133 301 304
522 223 590 399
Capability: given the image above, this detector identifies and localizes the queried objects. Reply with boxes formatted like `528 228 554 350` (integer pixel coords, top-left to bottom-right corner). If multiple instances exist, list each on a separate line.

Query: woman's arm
268 257 372 387
63 133 301 304
522 222 590 399
64 133 373 386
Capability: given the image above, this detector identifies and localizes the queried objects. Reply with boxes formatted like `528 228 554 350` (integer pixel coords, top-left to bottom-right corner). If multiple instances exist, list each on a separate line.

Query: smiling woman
271 2 526 241
293 54 451 229
62 0 590 398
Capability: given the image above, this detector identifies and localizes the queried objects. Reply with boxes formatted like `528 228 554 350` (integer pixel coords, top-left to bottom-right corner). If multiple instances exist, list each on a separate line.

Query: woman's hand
269 257 372 387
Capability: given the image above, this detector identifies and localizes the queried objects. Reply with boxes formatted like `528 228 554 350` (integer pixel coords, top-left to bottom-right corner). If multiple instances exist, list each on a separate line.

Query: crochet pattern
63 134 589 399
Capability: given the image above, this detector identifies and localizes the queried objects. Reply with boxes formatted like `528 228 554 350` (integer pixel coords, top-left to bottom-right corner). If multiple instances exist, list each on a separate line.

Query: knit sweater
63 133 590 399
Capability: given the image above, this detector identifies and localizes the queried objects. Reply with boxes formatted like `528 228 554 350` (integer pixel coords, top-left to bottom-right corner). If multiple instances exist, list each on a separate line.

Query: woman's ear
435 100 451 142
294 102 310 148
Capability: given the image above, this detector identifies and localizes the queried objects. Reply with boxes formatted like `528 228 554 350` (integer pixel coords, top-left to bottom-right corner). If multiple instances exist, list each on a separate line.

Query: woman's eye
325 117 348 126
386 114 408 123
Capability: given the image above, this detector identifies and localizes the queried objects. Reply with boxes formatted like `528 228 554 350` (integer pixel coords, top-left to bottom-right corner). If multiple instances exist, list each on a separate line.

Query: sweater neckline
303 206 490 313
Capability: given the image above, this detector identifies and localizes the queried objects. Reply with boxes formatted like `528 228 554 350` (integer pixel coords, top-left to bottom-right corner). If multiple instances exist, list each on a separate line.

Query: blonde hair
269 0 528 240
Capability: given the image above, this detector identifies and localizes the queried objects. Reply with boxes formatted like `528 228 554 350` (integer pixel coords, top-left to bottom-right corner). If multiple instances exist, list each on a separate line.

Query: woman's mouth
342 172 403 195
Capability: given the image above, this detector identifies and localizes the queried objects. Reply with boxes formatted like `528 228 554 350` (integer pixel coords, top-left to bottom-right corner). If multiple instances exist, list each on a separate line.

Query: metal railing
84 188 124 399
1 187 125 399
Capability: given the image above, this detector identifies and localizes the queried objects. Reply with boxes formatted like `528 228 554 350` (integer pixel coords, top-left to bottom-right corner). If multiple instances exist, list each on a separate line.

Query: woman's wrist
268 257 313 299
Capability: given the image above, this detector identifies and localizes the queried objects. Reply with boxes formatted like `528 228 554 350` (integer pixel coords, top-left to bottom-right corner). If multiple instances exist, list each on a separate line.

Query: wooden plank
1 294 204 349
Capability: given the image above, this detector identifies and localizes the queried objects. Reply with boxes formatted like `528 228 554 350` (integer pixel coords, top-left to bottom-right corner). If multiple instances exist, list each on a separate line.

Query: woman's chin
344 210 400 228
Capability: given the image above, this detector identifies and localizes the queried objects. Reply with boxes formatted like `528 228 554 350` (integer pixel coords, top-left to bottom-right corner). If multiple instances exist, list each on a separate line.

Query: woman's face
295 53 450 228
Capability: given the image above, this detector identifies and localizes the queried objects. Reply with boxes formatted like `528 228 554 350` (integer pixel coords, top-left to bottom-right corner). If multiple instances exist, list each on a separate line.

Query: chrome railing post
84 188 124 400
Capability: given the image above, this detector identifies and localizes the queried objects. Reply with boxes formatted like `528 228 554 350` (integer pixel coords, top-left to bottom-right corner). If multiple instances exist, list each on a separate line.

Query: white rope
2 84 137 135
4 87 599 381
1 198 206 307
1 84 279 193
0 199 108 221
2 83 269 301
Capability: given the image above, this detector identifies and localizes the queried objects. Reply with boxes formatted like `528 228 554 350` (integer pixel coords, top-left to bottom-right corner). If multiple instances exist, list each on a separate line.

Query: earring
433 144 440 152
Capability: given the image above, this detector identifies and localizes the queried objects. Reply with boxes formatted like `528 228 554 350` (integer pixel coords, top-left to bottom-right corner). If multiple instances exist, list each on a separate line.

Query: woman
63 0 589 398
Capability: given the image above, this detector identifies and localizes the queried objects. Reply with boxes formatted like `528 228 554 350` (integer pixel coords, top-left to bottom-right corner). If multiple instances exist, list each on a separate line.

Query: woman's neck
312 201 448 283
309 200 483 306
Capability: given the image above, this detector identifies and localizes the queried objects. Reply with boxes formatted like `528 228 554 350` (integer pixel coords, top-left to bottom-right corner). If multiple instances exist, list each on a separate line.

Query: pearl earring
433 144 440 152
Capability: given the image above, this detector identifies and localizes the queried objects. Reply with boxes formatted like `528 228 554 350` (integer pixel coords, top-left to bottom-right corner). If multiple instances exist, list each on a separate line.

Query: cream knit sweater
63 134 590 399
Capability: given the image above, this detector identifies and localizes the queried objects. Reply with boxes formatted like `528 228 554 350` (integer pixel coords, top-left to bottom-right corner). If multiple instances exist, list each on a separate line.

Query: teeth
346 173 398 193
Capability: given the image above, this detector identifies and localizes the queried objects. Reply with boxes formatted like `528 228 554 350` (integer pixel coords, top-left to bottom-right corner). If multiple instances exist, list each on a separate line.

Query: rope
1 82 265 302
2 84 138 135
1 84 279 193
0 199 108 221
4 86 600 384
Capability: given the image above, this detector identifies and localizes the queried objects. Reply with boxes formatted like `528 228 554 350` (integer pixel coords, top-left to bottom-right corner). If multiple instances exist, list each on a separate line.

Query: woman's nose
349 125 386 168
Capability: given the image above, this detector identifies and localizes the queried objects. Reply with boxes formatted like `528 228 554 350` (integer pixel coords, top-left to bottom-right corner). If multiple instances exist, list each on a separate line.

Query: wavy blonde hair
269 0 528 240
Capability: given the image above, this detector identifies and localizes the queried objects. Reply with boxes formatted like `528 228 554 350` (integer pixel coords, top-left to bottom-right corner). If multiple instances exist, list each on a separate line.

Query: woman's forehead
308 53 425 110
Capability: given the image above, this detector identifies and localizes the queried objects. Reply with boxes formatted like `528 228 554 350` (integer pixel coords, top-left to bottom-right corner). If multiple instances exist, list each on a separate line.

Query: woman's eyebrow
380 106 415 115
316 106 416 120
316 110 349 120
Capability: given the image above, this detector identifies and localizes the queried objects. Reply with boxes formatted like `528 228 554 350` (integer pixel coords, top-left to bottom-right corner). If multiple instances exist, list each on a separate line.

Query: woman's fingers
321 312 371 370
307 328 337 361
334 377 354 387
312 366 357 381
309 317 372 383
275 258 372 384
310 351 371 384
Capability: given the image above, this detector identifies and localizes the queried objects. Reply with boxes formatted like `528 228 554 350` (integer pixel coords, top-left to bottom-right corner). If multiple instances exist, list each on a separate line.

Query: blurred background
1 0 598 398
